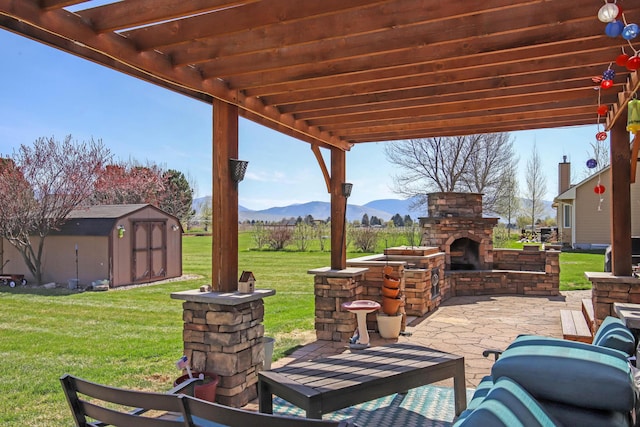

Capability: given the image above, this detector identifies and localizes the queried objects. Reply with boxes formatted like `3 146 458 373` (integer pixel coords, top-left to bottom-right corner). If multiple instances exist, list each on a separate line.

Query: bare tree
386 133 514 213
293 222 313 251
494 156 521 236
386 136 476 207
523 143 547 229
252 222 269 250
461 133 515 213
0 136 111 284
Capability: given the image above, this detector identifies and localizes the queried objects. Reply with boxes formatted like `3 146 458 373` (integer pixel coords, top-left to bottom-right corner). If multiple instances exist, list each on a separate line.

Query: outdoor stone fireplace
420 192 497 270
420 192 560 297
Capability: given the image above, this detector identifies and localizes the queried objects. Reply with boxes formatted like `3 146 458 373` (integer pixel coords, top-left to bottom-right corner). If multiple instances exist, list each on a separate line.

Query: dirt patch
111 274 202 291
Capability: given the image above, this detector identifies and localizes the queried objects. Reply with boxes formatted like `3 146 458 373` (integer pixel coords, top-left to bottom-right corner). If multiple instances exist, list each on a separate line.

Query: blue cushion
491 343 636 412
540 399 630 427
505 335 629 360
453 377 560 427
456 376 495 422
592 316 636 356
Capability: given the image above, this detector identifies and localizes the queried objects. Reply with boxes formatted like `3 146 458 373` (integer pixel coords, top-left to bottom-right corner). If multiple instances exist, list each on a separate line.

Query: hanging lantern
596 131 608 141
606 20 624 37
628 99 640 133
594 184 606 194
622 23 640 40
598 2 619 22
587 159 598 169
601 80 614 89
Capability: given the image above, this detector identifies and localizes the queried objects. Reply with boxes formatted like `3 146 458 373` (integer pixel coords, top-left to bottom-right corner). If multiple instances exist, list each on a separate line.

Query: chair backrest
60 374 192 427
181 395 356 427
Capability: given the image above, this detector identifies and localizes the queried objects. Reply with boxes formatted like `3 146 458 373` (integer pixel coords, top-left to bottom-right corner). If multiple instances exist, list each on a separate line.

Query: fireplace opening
449 238 480 270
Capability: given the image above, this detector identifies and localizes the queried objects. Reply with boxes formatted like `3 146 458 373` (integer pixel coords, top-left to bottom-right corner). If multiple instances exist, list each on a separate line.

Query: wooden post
610 118 632 276
330 148 347 270
212 99 239 291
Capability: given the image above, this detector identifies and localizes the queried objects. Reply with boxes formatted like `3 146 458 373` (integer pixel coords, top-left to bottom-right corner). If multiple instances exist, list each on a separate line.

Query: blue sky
1 29 603 211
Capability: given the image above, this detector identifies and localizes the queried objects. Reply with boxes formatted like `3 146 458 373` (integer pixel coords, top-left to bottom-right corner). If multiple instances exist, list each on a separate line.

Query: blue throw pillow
453 377 560 427
492 343 635 412
592 316 636 357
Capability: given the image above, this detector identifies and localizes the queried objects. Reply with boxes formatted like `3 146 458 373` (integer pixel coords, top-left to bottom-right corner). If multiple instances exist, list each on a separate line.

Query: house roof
555 168 610 202
2 1 638 149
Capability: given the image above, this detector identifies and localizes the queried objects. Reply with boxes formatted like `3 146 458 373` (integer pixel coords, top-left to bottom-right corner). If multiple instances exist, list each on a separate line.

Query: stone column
585 272 640 328
171 289 275 407
309 267 368 342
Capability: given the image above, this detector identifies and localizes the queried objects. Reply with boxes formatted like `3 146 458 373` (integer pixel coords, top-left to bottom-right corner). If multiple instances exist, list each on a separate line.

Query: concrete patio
270 290 591 389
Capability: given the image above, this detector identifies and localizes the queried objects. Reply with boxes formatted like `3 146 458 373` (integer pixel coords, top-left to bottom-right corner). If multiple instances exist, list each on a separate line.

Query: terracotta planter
174 372 219 402
383 274 400 289
382 296 403 315
381 285 400 298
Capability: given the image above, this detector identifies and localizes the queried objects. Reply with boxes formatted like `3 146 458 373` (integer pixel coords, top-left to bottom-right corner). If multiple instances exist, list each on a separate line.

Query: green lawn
0 233 603 426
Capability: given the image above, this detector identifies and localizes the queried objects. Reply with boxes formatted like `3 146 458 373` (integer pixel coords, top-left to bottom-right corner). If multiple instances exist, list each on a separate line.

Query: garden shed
1 204 182 288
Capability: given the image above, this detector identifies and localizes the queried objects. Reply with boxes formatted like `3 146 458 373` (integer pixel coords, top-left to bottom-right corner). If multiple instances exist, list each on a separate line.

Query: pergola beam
0 0 350 151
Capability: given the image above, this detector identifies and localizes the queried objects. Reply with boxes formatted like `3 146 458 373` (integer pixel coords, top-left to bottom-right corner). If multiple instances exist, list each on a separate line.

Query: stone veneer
171 289 275 407
450 246 560 297
419 193 498 270
585 272 640 328
311 247 446 342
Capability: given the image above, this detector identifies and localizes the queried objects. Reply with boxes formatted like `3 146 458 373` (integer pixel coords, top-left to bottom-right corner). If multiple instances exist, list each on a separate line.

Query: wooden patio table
258 342 467 419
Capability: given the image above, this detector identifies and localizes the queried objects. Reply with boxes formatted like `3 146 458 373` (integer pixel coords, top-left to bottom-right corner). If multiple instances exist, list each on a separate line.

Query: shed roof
66 204 150 219
2 1 638 149
52 204 173 236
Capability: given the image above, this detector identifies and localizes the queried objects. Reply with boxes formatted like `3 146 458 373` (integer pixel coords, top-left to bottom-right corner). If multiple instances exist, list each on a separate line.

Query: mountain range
193 196 555 223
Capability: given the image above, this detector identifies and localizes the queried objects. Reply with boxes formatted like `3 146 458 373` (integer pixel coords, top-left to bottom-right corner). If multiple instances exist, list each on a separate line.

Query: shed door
132 220 167 283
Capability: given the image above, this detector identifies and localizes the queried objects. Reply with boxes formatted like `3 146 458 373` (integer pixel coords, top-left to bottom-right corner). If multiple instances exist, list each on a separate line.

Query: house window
563 205 571 228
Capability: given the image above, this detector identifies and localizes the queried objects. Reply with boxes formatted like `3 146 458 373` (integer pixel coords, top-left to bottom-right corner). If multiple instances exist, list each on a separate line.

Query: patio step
560 309 593 343
581 298 595 334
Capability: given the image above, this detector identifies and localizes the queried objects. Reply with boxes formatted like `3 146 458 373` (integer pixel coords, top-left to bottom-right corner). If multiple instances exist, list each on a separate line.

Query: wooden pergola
2 0 639 290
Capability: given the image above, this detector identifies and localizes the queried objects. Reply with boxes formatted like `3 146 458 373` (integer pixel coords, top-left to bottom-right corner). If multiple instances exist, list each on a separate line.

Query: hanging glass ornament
622 23 639 40
594 184 606 194
598 2 619 22
627 56 640 71
616 53 630 66
597 105 609 116
587 159 598 169
606 20 624 37
627 99 640 133
596 131 608 141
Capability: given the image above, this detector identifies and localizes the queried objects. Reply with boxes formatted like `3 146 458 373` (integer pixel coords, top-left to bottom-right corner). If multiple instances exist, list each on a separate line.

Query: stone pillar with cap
171 288 275 407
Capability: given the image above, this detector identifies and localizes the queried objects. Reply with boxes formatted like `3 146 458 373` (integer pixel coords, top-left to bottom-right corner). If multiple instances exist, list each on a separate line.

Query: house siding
567 169 640 248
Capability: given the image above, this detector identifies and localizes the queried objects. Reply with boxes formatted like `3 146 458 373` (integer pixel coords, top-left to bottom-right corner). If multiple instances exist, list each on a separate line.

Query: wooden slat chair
180 395 357 427
60 374 202 427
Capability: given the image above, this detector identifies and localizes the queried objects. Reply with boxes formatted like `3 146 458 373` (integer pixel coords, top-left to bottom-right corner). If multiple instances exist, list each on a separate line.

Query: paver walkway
271 290 591 388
